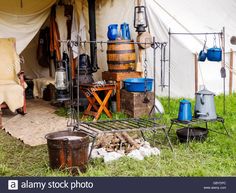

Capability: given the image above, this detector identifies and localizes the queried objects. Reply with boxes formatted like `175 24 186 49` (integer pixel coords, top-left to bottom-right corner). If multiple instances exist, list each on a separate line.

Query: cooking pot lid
180 99 191 104
196 89 215 95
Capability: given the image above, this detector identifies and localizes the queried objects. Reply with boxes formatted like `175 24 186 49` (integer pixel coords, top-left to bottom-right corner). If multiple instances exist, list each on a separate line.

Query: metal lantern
55 61 70 101
134 5 148 33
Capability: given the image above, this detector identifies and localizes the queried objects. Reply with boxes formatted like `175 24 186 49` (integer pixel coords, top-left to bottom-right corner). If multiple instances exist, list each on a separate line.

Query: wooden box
121 89 154 118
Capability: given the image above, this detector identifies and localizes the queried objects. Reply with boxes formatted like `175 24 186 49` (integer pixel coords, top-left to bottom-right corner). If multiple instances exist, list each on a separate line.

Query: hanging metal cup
198 39 207 62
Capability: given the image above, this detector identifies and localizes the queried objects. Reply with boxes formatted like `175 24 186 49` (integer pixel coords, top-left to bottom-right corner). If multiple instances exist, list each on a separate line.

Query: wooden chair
0 38 26 128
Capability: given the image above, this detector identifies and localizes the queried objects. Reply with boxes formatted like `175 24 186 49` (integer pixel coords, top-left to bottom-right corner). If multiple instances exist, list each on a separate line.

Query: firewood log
121 132 140 149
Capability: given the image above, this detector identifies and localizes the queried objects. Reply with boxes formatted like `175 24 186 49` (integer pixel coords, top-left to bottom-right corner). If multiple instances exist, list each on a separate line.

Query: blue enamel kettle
120 23 131 40
107 24 118 40
178 99 192 121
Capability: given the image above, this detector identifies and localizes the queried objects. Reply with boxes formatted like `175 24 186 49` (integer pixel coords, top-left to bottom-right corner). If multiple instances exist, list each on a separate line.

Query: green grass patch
0 94 236 176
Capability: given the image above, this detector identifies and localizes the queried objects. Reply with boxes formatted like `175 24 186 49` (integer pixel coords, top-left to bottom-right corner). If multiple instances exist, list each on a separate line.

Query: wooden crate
121 89 154 118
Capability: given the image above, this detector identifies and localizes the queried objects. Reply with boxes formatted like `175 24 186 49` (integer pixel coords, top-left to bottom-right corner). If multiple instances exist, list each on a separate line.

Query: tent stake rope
168 27 226 115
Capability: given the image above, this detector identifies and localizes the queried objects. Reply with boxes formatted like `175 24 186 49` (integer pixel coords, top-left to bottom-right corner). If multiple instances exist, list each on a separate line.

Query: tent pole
223 27 226 115
229 49 233 95
194 53 198 93
168 28 171 113
76 35 80 129
170 32 222 35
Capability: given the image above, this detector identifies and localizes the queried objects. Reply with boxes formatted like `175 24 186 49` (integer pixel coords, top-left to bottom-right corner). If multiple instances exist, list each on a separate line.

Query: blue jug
107 24 118 40
120 23 131 40
178 99 192 121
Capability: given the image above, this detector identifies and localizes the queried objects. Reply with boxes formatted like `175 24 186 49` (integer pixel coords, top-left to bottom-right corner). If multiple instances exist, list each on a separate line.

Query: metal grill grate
79 118 165 133
74 118 173 153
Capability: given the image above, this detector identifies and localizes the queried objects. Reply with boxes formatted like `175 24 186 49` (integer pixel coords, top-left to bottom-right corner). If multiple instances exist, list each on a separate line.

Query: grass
0 94 236 176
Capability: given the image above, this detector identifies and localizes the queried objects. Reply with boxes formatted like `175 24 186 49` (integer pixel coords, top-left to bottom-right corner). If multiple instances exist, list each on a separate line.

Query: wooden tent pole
194 53 198 93
229 49 233 95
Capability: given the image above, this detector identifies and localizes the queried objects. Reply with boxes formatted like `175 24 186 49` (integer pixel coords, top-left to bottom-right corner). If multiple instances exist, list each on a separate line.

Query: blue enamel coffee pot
178 99 192 121
107 24 118 40
120 23 131 40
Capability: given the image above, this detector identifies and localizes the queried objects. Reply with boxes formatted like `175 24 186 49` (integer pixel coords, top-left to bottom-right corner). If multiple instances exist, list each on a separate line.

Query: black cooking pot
176 127 208 143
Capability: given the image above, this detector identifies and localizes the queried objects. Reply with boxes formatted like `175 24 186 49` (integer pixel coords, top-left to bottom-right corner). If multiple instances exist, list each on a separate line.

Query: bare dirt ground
1 99 68 146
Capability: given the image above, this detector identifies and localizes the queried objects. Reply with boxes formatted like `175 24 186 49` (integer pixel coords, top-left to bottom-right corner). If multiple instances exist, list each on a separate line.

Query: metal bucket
45 130 89 174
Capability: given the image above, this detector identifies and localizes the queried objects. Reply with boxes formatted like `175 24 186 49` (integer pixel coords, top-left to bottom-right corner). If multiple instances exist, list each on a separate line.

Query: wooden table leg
104 90 109 109
116 81 121 112
81 89 99 119
93 90 113 120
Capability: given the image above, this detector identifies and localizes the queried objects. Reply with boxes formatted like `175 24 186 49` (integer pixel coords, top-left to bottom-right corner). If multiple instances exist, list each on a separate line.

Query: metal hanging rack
168 27 226 114
58 37 173 151
58 38 166 125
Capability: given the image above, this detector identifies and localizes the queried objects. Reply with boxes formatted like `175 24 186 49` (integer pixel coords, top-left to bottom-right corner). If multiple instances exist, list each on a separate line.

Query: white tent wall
146 1 195 98
0 0 56 53
0 0 56 79
1 0 236 97
146 0 236 97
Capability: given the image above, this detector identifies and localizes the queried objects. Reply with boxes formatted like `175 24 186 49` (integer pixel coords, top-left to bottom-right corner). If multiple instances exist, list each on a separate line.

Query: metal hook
203 35 207 49
213 34 217 47
151 41 159 49
205 34 207 42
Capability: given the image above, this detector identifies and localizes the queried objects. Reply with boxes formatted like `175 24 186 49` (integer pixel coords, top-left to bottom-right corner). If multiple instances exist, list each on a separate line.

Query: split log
95 134 114 148
121 132 140 149
115 133 126 142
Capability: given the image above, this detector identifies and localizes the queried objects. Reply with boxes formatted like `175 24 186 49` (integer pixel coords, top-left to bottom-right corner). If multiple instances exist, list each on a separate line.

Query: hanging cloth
49 5 61 61
55 5 68 55
71 6 79 59
78 8 87 53
37 27 50 67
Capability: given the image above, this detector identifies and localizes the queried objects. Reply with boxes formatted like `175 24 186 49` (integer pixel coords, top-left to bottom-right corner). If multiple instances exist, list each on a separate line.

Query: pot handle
196 112 209 116
200 94 205 105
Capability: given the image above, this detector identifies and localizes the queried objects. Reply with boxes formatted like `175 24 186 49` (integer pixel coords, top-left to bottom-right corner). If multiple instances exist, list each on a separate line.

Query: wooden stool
102 71 142 112
80 83 116 121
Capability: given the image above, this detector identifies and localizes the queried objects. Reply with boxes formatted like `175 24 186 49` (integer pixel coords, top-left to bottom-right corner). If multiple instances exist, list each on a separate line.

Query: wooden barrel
107 40 136 72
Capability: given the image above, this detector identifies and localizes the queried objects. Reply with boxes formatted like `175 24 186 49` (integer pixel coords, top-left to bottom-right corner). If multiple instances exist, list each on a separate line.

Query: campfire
91 132 160 162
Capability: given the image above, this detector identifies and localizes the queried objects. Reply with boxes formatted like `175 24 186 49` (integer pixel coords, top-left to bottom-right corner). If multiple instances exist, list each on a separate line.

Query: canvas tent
0 0 236 98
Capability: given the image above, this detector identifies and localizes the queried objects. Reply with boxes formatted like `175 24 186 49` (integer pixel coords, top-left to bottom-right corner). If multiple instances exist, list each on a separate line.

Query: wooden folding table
80 83 116 121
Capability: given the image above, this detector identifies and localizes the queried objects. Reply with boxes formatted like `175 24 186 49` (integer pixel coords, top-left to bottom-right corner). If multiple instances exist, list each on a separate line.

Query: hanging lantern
134 5 148 33
55 61 70 101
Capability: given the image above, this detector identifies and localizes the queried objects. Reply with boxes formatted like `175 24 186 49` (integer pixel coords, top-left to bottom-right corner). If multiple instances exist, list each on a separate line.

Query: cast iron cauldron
176 127 208 143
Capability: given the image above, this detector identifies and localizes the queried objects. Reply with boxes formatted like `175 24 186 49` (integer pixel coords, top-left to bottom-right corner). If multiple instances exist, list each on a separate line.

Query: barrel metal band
107 60 136 65
107 49 135 54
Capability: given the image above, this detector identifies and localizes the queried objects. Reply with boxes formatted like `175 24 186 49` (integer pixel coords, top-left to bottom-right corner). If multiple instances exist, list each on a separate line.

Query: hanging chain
143 48 150 103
